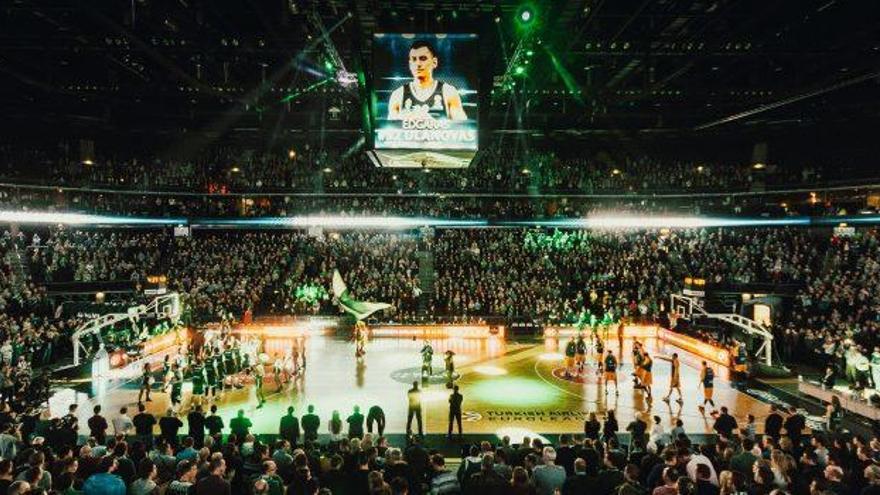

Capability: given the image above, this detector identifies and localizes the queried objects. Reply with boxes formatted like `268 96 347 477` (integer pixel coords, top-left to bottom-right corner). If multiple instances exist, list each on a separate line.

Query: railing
670 293 773 366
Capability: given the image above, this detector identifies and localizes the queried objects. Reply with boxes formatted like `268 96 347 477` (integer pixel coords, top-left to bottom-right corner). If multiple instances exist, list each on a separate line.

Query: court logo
463 411 482 422
551 367 600 384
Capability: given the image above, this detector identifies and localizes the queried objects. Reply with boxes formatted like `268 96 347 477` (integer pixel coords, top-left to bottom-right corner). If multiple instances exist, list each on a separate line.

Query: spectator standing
159 409 183 447
111 407 133 437
132 404 156 449
279 406 300 447
229 409 253 439
88 405 108 445
301 405 320 444
347 406 365 439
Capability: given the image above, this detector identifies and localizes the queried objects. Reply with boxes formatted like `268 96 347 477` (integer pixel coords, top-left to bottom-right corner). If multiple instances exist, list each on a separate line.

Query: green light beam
546 48 584 105
280 78 333 103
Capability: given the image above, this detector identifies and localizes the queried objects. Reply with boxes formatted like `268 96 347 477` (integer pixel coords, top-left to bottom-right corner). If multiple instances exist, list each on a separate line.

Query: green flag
332 270 392 321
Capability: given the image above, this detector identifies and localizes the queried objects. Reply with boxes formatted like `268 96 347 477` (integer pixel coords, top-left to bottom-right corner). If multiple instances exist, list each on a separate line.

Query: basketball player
355 321 367 358
641 351 654 401
699 361 716 414
603 349 619 395
254 361 266 409
575 335 587 375
273 353 285 392
444 350 456 384
170 363 183 412
138 362 153 403
190 358 206 409
564 338 577 379
658 353 683 404
632 341 644 388
388 40 468 121
420 340 434 377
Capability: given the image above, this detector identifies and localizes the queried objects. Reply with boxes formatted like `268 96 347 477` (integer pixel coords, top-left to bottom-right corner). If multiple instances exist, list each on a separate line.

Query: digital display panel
371 33 478 168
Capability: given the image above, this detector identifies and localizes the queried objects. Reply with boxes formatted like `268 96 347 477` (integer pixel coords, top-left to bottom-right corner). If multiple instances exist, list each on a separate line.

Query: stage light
82 159 94 166
323 167 332 173
288 149 296 159
324 60 334 72
230 166 240 173
515 4 536 27
514 65 525 75
752 162 766 170
526 49 534 57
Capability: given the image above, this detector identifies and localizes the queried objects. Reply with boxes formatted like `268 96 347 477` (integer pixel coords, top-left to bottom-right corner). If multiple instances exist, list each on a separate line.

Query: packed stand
0 142 868 195
0 395 879 495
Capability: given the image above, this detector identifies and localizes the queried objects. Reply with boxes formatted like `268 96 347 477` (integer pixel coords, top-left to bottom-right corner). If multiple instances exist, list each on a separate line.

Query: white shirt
686 454 719 485
113 414 134 435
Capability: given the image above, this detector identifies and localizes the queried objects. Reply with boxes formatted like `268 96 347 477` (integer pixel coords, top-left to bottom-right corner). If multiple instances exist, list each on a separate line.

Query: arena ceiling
0 0 877 140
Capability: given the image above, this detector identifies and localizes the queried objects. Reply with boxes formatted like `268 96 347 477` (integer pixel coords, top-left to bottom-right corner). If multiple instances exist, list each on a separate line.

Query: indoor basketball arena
1 1 879 495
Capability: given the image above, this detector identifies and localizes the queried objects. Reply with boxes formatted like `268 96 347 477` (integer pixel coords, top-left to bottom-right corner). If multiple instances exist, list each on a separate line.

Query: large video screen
371 33 478 168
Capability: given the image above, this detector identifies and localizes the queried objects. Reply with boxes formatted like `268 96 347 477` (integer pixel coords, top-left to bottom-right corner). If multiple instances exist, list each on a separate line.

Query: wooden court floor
60 335 771 439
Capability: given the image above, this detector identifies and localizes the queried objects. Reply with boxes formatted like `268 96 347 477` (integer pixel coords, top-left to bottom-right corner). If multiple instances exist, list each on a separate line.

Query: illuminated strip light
0 210 184 226
196 216 487 229
544 324 658 339
369 325 505 339
658 328 730 365
814 215 880 225
507 215 812 229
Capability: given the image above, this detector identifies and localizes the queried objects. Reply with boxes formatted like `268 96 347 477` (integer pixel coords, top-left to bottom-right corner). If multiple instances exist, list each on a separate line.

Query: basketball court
50 330 772 442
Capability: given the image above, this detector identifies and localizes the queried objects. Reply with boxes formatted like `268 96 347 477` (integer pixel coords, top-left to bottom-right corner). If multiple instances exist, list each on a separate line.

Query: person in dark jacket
346 406 365 439
187 405 205 448
563 458 596 495
367 405 386 436
88 405 109 445
301 405 320 444
279 406 300 448
158 409 183 447
764 405 783 439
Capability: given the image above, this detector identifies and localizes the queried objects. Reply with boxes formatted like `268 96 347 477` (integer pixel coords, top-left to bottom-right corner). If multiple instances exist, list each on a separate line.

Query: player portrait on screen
387 40 468 121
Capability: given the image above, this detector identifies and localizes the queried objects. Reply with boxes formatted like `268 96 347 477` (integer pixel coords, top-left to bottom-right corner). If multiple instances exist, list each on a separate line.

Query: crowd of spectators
1 390 880 495
0 142 866 196
0 226 877 374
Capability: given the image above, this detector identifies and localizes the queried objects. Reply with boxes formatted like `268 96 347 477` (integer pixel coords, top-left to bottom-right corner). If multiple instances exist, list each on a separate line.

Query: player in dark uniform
632 341 644 388
211 351 226 398
575 336 587 375
138 362 153 403
190 358 205 409
224 347 236 376
444 350 456 385
699 361 716 414
603 350 619 395
564 339 577 379
387 41 468 121
170 363 183 411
